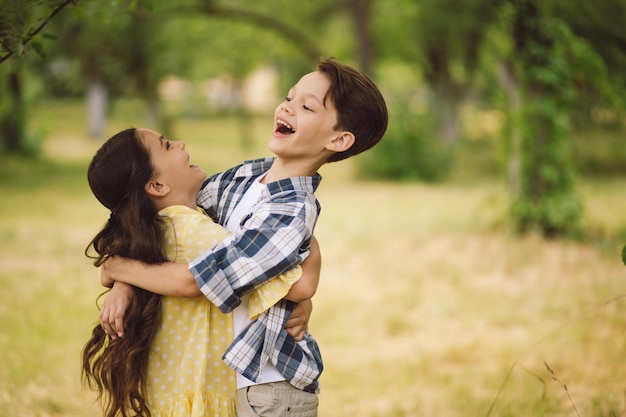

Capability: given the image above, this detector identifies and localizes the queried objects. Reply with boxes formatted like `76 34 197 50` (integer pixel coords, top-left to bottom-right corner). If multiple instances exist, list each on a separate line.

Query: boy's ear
145 180 170 198
327 132 355 153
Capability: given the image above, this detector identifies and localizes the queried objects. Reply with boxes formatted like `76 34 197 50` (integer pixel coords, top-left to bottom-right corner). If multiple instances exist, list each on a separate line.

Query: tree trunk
0 68 25 152
348 0 374 75
498 59 522 196
432 79 461 145
87 77 107 139
425 45 462 144
508 0 581 236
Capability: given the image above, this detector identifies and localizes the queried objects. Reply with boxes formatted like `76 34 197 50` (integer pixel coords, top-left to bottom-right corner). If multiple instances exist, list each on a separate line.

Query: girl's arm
101 257 202 298
99 259 202 339
100 240 320 340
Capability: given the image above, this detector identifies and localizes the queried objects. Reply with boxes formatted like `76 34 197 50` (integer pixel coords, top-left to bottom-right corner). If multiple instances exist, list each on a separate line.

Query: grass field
1 103 625 416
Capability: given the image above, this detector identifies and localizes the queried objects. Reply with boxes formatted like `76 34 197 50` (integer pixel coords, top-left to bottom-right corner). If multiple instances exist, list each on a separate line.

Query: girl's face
137 128 206 206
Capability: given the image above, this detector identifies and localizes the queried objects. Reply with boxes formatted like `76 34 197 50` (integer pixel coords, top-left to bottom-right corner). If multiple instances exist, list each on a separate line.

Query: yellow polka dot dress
148 205 237 417
148 205 301 416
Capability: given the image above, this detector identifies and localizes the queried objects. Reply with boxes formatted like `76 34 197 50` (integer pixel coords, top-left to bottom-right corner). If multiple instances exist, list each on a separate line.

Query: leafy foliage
357 64 453 182
0 0 76 66
357 111 452 182
1 0 625 242
507 1 586 237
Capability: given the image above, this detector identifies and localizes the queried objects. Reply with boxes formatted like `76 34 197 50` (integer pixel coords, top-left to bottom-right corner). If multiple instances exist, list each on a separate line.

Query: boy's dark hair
318 58 388 162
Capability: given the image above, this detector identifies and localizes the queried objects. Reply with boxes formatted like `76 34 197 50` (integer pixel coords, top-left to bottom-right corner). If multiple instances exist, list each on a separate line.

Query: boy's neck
261 157 324 184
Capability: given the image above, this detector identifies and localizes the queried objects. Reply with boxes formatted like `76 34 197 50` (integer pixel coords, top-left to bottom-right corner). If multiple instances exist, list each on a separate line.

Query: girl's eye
303 105 313 111
285 97 292 102
166 141 171 149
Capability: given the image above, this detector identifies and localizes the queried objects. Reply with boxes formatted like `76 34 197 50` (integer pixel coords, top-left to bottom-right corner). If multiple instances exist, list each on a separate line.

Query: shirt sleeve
247 265 302 320
163 205 305 317
189 191 316 314
196 170 223 221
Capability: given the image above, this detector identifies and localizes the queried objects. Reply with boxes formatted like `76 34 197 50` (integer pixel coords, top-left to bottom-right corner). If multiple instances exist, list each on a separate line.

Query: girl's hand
99 282 135 339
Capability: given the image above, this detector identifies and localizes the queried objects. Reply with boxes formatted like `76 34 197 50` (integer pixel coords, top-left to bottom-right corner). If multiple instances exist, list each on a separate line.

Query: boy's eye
166 141 171 149
285 97 292 102
303 105 313 111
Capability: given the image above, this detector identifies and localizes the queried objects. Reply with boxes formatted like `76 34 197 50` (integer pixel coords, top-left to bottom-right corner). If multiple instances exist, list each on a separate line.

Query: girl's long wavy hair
82 128 165 417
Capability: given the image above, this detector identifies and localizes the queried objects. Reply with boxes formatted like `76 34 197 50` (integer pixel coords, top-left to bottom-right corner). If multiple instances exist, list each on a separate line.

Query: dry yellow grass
312 179 626 417
1 112 625 416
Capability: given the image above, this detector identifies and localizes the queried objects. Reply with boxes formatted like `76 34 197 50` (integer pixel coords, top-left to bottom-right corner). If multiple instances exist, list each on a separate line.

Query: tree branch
0 0 78 65
160 3 323 61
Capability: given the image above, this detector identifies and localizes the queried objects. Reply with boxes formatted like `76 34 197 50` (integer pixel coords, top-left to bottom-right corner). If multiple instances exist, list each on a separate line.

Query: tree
347 0 375 75
39 1 145 138
0 0 76 65
0 0 77 152
505 0 583 236
4 0 329 148
553 0 626 117
358 0 505 181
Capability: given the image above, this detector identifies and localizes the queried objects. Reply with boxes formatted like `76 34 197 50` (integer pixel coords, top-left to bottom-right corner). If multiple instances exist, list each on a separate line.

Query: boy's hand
285 299 313 341
100 282 135 339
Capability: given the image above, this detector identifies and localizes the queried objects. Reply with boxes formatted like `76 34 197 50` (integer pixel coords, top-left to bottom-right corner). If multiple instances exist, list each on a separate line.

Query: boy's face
270 71 341 161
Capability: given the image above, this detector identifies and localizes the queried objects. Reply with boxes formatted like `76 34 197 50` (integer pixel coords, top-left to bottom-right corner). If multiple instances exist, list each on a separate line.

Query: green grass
1 101 625 416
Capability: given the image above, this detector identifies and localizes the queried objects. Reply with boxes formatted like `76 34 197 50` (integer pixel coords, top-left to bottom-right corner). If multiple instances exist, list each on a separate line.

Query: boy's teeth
277 119 295 133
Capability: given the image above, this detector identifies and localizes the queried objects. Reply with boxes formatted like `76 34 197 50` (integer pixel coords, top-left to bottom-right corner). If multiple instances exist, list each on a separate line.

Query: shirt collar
235 157 322 194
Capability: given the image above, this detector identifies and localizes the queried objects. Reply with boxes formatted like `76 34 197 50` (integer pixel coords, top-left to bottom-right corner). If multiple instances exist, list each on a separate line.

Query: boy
100 57 388 416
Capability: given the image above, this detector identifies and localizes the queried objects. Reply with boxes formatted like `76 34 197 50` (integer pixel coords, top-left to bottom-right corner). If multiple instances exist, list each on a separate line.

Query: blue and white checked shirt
189 157 323 393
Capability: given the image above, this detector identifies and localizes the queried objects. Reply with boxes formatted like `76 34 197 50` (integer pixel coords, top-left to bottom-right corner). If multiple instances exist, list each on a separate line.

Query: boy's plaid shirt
190 157 323 393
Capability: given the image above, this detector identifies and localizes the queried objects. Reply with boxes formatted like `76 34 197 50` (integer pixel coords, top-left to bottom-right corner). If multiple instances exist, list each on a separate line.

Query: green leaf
42 33 58 40
31 41 45 58
71 6 88 17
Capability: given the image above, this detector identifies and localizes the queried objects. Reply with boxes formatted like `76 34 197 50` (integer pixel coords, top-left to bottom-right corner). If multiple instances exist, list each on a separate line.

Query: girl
82 128 317 417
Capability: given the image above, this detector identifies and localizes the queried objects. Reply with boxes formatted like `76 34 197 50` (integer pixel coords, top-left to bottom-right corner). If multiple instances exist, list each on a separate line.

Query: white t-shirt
224 176 286 389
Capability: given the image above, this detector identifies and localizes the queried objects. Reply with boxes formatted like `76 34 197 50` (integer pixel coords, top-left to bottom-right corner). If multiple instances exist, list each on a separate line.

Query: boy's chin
269 133 294 143
267 137 288 153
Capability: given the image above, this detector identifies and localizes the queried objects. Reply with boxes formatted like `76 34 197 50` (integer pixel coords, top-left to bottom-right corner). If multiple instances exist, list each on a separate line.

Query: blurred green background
2 0 626 234
1 0 625 416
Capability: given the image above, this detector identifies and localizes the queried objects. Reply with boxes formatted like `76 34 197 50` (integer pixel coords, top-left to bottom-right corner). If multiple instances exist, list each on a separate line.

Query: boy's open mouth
276 119 295 134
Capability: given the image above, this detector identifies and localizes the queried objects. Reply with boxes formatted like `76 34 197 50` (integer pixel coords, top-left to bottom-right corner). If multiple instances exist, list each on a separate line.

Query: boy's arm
195 163 320 312
247 235 321 320
281 237 320 341
284 235 320 302
192 192 318 313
